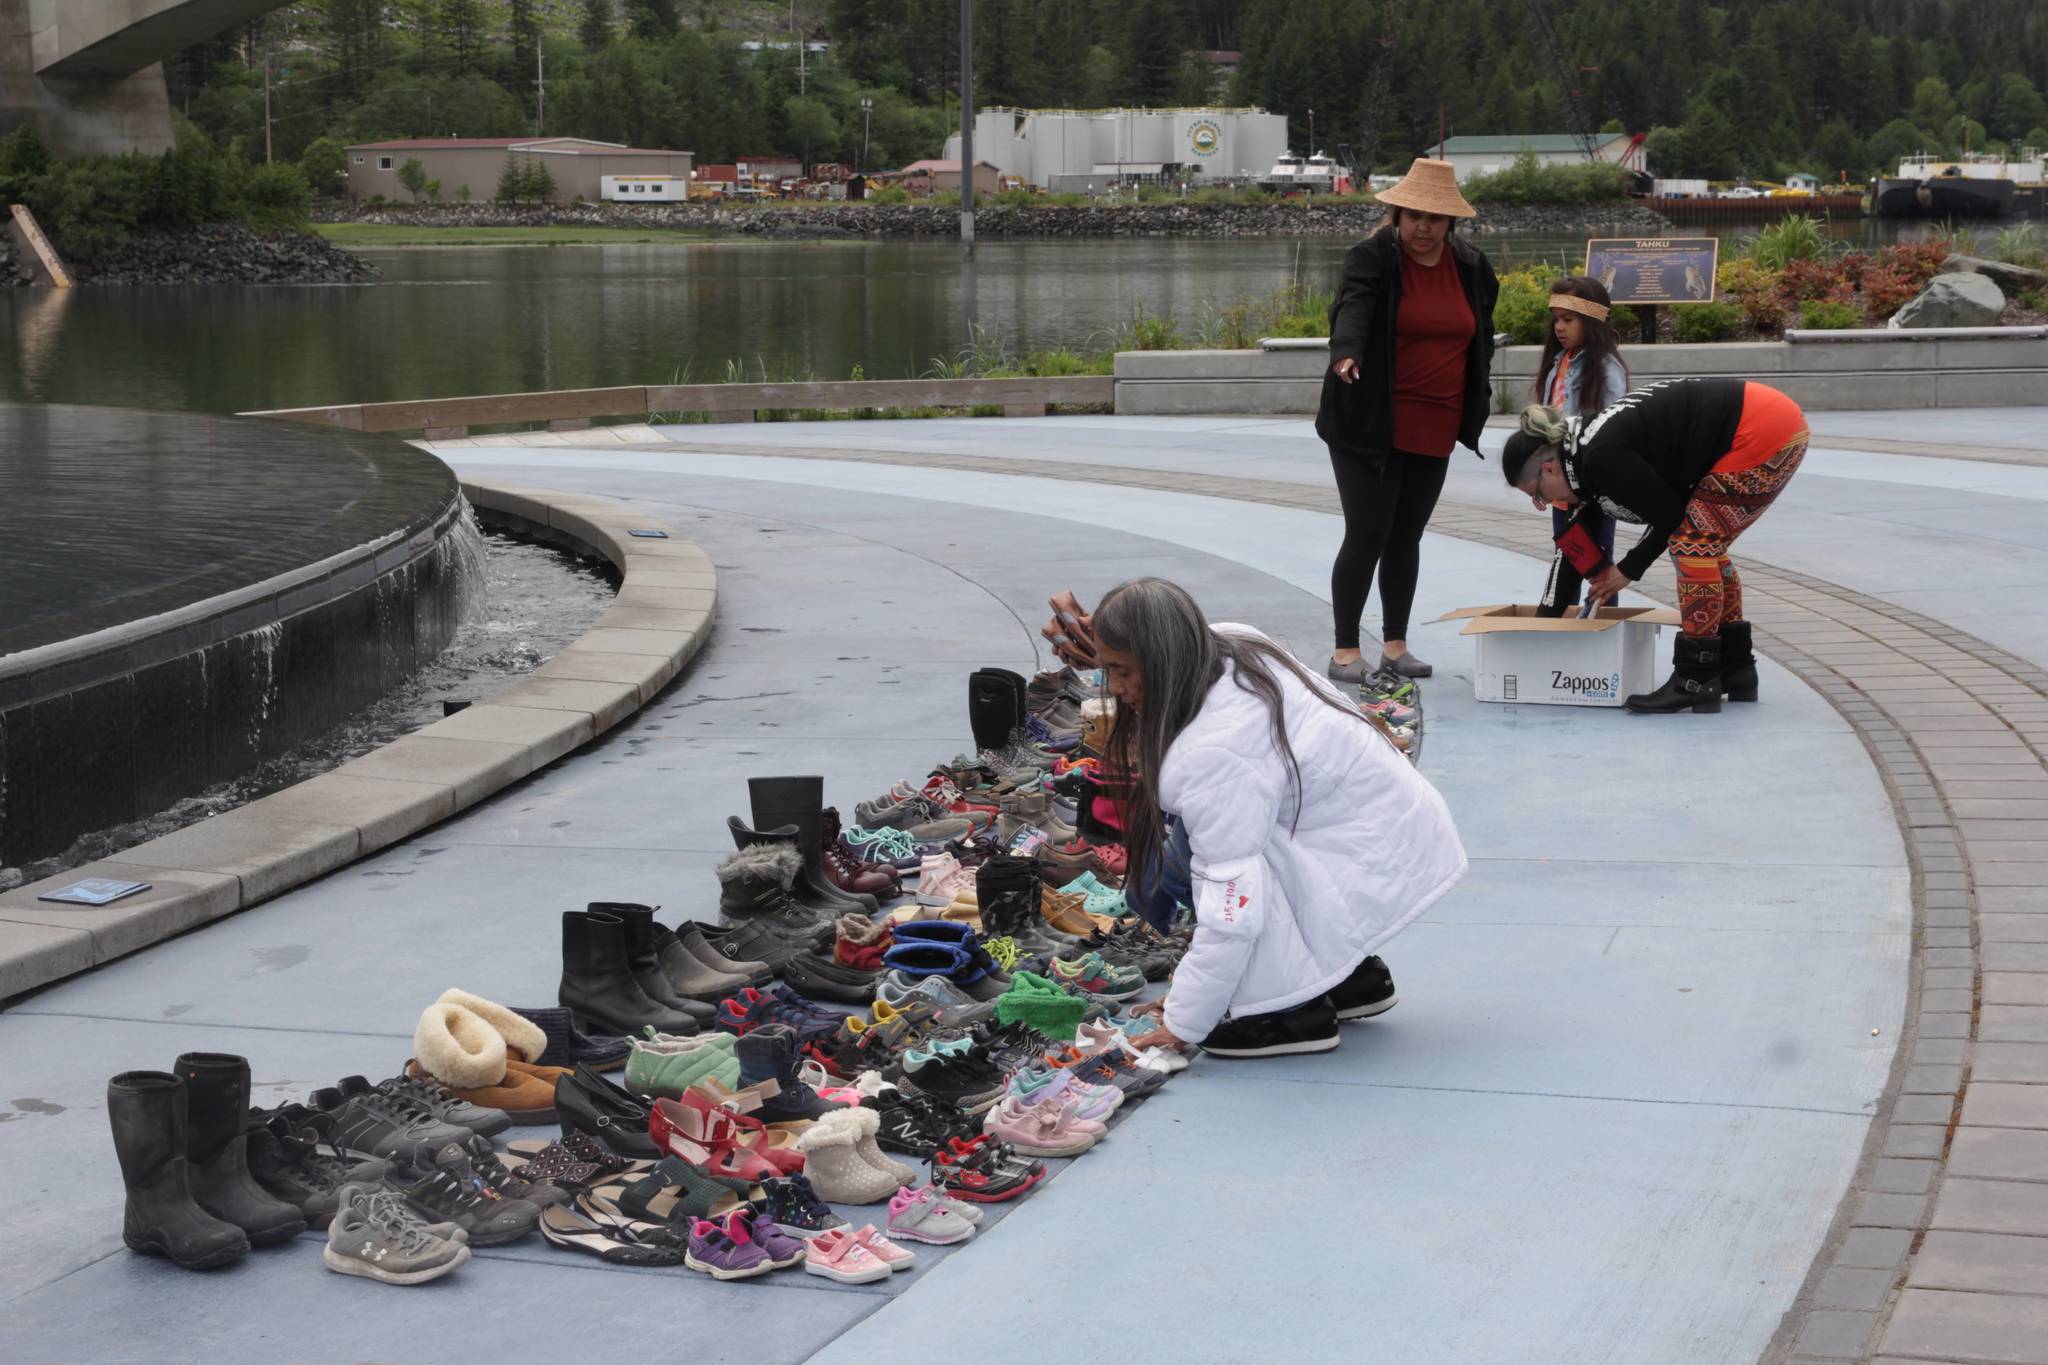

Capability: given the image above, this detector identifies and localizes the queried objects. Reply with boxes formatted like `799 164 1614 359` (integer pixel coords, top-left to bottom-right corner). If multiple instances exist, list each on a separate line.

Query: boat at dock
1870 151 2044 218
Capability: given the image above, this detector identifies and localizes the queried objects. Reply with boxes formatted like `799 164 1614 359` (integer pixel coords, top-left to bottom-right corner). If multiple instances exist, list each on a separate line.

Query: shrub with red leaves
1778 258 1848 302
1836 252 1872 288
1859 266 1918 319
1881 240 1950 288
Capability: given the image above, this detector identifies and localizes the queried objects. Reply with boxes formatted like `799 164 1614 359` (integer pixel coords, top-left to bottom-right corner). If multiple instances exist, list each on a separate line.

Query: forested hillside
175 2 2048 186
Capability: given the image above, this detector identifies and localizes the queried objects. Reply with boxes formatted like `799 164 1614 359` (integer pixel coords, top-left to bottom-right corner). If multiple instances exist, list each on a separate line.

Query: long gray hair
1091 578 1383 898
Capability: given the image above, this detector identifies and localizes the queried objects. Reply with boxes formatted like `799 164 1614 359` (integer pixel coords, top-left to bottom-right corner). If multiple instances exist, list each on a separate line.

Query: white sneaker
913 852 965 906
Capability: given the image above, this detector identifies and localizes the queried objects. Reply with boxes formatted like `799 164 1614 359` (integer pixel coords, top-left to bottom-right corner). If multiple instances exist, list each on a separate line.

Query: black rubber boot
1626 634 1724 714
559 909 702 1037
969 673 1021 752
977 855 1062 953
173 1053 307 1246
107 1071 251 1270
599 904 714 1028
747 776 877 914
1720 621 1758 703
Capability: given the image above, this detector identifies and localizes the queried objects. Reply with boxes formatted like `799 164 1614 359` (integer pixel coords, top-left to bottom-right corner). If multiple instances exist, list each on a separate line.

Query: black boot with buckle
1719 620 1759 703
1626 633 1724 714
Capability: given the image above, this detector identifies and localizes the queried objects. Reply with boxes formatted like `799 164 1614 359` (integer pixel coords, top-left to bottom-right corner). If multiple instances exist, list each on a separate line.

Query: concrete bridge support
1 0 288 158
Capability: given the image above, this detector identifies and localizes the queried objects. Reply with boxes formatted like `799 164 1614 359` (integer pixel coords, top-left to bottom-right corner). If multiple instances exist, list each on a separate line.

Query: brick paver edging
648 436 2048 1365
0 481 717 1003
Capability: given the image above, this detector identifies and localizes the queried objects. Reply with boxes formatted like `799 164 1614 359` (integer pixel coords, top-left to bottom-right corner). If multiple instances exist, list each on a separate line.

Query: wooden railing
243 376 1114 438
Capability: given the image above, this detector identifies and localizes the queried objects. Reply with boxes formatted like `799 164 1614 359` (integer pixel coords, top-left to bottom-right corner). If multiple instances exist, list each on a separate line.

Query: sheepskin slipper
438 988 550 1064
794 1107 901 1204
415 1001 508 1090
407 1058 559 1124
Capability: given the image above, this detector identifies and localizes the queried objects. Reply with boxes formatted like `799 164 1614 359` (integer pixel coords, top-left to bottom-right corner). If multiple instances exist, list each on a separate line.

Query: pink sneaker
914 852 975 907
802 1227 892 1284
852 1223 917 1270
982 1095 1101 1157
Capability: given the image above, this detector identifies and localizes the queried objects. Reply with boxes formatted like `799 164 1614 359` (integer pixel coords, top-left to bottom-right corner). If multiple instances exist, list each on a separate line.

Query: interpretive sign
1583 237 1720 304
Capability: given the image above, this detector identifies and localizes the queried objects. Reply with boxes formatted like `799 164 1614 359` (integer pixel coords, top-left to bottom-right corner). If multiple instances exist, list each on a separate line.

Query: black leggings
1329 448 1451 650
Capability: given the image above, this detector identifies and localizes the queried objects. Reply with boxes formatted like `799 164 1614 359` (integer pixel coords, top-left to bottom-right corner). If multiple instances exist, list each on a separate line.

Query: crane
1525 0 1602 161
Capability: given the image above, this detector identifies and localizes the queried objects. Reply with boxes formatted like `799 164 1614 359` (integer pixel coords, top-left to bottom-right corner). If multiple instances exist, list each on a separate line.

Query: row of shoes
1356 666 1422 757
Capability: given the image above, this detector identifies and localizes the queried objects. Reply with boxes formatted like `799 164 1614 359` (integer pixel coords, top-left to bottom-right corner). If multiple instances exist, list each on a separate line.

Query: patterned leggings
1669 428 1810 637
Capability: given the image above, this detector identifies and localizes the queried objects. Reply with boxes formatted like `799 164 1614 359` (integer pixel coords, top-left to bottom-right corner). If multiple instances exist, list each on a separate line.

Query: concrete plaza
4 407 2045 1362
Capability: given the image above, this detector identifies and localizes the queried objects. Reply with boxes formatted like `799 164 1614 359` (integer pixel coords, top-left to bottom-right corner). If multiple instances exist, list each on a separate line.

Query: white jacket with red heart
1158 630 1466 1043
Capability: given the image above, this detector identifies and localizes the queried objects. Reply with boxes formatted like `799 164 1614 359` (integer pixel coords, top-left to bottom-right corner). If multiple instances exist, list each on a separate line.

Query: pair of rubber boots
969 668 1029 753
560 903 723 1039
724 775 883 923
108 1055 307 1270
976 853 1069 953
1626 622 1759 714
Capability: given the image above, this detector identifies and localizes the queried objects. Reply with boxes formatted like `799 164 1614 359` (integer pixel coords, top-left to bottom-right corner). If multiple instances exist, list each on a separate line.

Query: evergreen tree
436 0 488 74
578 0 615 51
629 1 680 41
508 0 544 74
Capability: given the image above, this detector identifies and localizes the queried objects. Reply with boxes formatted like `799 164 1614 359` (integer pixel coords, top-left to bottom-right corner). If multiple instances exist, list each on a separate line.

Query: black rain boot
977 855 1061 953
599 904 714 1029
1720 621 1759 703
108 1071 251 1270
1626 633 1723 714
714 842 834 939
747 776 877 914
559 909 702 1037
969 672 1019 752
173 1053 308 1246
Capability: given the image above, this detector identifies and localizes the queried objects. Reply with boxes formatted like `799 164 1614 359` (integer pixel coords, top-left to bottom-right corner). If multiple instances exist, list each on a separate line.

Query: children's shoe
756 1174 848 1239
684 1217 774 1280
870 1091 978 1158
982 1096 1101 1157
886 1183 977 1245
993 971 1091 1038
876 971 998 1029
929 1142 1040 1203
803 1226 893 1283
1059 872 1129 918
323 1183 470 1285
726 1207 806 1268
897 1045 1007 1114
1007 1064 1122 1122
852 1222 917 1270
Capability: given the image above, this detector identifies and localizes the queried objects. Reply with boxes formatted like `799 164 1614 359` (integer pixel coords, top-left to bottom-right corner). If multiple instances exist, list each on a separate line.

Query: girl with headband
1532 276 1630 616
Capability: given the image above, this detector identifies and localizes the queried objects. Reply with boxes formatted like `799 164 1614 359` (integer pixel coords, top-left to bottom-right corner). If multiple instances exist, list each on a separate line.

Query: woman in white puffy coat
1093 578 1468 1059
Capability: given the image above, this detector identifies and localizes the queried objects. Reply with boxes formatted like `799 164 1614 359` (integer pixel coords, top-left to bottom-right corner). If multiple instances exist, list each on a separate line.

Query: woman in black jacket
1501 377 1810 714
1316 157 1500 684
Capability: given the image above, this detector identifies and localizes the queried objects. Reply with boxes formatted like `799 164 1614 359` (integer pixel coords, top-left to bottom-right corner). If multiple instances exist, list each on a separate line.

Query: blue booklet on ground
38 878 152 906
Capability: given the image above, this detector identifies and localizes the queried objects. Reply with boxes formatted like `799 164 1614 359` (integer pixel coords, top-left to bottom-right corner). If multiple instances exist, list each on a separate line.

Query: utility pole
860 96 873 171
793 0 806 95
263 52 273 163
1307 107 1314 155
535 46 546 136
959 0 974 249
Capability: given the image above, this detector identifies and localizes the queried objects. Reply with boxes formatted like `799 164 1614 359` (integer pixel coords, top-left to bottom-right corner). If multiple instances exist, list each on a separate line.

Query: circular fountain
0 403 476 869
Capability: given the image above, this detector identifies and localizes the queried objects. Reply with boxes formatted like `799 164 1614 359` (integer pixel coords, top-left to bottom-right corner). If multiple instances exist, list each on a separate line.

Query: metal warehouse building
944 107 1289 188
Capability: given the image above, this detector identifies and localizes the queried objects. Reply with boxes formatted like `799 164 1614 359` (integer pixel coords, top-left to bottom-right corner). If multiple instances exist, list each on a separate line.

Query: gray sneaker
856 795 974 842
877 972 998 1029
313 1084 470 1162
323 1184 470 1285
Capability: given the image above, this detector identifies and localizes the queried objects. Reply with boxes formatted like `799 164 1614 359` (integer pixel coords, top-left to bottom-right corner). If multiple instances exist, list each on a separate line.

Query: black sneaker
1328 955 1398 1021
384 1069 513 1139
245 1110 389 1227
396 1163 542 1246
896 1049 1006 1112
335 1074 480 1143
974 1020 1056 1073
869 1093 973 1158
446 1136 571 1209
1197 996 1341 1059
310 1086 465 1162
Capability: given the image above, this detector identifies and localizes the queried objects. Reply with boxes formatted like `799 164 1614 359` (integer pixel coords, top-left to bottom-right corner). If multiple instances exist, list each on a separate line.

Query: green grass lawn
312 223 722 247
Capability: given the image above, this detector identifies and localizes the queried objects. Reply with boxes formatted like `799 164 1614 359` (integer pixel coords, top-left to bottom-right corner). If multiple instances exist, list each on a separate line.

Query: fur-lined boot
715 842 824 936
795 1107 903 1203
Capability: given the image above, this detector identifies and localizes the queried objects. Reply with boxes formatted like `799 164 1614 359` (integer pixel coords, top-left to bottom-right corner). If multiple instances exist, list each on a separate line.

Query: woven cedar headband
1549 294 1610 322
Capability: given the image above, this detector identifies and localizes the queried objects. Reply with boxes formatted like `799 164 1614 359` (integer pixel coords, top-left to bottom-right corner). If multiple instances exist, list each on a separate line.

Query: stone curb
626 434 2045 1365
0 480 716 1002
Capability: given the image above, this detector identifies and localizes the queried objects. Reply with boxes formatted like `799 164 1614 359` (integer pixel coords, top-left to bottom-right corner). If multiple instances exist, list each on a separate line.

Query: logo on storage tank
1552 669 1621 700
1188 120 1221 157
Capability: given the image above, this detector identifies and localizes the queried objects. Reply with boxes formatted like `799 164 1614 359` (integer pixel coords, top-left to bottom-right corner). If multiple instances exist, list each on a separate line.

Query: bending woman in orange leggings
1500 378 1810 713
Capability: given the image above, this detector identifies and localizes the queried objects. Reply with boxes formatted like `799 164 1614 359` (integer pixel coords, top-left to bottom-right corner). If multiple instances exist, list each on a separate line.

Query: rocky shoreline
0 224 378 287
318 198 1673 240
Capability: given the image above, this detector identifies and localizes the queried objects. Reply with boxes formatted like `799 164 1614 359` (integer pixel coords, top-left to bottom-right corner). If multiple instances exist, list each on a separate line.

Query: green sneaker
1048 952 1146 1002
994 971 1089 1037
623 1029 740 1099
1058 872 1128 918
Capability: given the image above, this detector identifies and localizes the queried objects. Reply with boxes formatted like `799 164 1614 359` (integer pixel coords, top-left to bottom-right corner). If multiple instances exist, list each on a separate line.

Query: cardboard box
1435 604 1683 707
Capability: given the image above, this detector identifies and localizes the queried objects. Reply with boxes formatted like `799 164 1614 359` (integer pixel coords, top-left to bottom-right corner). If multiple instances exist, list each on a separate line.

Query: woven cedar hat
1376 156 1476 219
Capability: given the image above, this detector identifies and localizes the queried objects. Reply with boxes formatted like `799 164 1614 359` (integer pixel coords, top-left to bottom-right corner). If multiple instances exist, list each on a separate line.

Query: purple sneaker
728 1208 806 1268
685 1218 773 1280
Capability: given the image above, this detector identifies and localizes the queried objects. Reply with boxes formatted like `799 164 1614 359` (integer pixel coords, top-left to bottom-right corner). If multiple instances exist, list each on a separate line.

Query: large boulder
1937 252 2048 296
1889 271 2007 328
